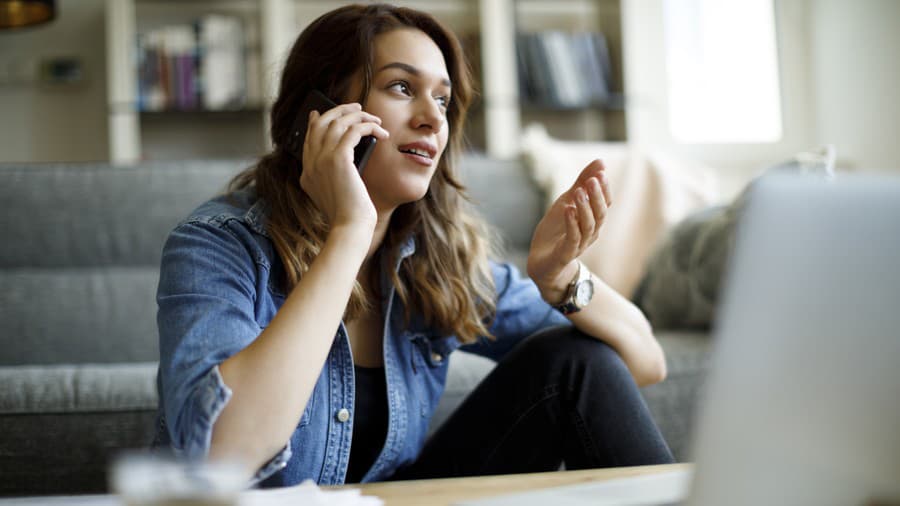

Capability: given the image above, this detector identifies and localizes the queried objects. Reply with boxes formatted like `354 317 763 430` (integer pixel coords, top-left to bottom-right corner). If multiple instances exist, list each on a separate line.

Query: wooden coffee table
0 464 690 505
342 463 692 506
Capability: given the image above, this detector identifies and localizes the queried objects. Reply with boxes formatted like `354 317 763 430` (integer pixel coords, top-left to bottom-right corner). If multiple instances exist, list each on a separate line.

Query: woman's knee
514 325 631 380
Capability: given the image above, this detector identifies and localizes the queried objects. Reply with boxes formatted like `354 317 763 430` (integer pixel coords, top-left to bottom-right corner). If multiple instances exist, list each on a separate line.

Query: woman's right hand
299 103 390 231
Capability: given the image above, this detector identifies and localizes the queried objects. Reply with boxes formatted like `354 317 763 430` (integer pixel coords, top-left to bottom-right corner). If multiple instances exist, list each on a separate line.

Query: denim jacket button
430 352 443 363
336 408 351 423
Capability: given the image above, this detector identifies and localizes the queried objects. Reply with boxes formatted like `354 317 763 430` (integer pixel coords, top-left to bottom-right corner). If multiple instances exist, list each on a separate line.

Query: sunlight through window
663 0 782 143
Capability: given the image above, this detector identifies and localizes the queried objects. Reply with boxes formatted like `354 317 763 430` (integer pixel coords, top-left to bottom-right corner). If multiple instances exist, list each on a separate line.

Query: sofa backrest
458 154 544 258
0 155 543 367
0 161 248 365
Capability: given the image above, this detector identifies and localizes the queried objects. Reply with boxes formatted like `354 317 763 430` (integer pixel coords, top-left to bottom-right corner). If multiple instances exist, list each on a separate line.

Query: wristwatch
552 261 595 315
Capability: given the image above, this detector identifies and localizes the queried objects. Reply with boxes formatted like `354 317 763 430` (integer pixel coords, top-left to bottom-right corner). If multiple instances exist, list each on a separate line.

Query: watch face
575 280 594 307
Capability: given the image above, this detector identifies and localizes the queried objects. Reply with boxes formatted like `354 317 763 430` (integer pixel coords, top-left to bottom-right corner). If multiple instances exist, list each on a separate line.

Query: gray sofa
0 156 710 496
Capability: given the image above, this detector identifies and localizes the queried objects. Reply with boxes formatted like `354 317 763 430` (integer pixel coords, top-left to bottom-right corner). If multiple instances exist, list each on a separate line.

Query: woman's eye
390 82 411 95
435 96 450 109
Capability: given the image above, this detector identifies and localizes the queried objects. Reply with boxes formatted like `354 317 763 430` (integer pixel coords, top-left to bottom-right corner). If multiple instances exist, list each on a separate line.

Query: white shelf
105 0 623 163
105 0 290 163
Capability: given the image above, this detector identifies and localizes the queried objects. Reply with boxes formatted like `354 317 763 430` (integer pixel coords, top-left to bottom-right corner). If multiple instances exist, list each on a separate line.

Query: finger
585 178 608 243
573 159 606 188
597 171 612 207
302 110 321 169
334 109 383 126
321 110 384 151
559 205 581 261
307 103 366 152
334 122 390 158
317 101 364 123
574 187 595 251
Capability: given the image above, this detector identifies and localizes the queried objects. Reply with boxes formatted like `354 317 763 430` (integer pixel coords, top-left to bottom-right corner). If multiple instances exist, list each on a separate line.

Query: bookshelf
105 0 289 163
514 0 626 143
105 0 623 163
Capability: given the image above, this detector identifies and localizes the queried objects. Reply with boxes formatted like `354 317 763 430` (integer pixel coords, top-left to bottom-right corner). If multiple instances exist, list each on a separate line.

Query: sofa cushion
0 161 246 268
641 330 711 461
0 363 158 496
428 351 496 437
0 363 158 414
633 147 838 330
0 268 160 365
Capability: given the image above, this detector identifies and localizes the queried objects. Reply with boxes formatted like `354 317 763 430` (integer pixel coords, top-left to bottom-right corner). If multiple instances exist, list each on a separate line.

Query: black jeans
390 325 674 480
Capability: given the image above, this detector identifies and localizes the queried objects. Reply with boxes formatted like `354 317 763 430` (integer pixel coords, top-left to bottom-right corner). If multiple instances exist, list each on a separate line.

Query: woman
154 3 673 488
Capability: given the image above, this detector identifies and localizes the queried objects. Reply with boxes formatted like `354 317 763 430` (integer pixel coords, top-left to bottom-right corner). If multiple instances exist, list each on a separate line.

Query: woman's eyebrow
376 62 451 88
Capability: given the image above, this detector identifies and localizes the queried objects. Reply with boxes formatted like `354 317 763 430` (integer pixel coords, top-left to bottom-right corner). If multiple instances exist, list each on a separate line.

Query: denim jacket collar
244 198 270 238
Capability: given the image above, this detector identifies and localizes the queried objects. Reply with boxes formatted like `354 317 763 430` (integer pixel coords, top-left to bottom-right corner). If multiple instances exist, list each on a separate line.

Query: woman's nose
411 96 445 132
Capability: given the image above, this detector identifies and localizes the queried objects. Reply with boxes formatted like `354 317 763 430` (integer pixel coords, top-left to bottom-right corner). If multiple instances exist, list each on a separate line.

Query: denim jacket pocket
407 332 457 430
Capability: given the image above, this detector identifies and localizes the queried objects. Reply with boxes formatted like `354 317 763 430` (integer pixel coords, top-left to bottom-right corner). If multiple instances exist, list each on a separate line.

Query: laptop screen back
686 173 900 506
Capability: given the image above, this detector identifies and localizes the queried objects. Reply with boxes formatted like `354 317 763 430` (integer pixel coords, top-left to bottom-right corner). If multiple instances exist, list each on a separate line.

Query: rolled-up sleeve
156 221 279 465
460 261 570 361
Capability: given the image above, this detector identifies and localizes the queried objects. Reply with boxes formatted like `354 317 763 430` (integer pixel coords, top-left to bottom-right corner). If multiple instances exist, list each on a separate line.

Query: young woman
154 3 673 488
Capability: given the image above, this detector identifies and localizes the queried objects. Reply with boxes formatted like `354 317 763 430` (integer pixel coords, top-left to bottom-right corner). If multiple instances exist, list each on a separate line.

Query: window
663 0 782 143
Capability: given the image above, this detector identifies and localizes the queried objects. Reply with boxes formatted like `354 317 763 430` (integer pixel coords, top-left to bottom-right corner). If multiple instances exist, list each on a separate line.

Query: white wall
810 0 900 171
0 0 108 163
623 0 900 184
2 0 898 169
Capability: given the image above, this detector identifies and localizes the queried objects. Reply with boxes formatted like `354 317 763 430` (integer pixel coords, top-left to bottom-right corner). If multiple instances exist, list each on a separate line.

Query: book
135 14 247 112
515 30 614 109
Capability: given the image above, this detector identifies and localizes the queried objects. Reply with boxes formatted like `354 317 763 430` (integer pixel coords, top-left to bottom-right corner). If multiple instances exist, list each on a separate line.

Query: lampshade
0 0 55 29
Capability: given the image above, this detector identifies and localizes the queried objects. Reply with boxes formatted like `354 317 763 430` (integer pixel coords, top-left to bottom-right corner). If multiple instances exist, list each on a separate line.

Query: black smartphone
286 89 377 173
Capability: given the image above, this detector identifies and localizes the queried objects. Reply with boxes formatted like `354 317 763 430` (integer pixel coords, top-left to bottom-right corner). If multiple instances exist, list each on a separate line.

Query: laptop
459 171 900 506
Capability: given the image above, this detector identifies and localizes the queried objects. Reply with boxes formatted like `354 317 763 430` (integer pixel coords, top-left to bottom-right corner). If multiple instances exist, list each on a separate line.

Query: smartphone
286 89 377 173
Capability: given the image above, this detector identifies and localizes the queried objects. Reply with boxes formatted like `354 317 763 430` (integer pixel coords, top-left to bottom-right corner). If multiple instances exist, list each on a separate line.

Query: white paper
0 481 382 506
0 496 120 506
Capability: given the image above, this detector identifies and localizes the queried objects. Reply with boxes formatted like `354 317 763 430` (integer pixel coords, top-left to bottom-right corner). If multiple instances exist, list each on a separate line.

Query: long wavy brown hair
229 4 497 343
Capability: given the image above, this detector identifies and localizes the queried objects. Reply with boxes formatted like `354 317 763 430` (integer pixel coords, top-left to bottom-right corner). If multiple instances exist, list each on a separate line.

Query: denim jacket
154 190 569 487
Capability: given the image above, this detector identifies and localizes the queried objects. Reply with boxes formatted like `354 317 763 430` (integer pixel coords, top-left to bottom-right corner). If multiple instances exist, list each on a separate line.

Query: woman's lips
399 150 434 166
397 141 438 167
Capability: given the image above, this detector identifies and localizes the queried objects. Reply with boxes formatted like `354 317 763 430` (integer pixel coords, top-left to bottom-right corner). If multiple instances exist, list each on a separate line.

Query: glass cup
110 451 246 506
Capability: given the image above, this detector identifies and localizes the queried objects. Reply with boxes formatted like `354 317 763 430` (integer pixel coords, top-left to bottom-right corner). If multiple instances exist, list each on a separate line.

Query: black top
345 365 389 483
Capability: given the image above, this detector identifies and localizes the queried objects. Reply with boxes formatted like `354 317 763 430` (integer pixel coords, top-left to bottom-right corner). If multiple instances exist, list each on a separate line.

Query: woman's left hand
527 159 612 304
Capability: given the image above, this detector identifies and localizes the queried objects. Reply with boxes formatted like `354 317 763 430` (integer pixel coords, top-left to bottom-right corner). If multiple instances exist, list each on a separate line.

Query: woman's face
354 28 451 212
